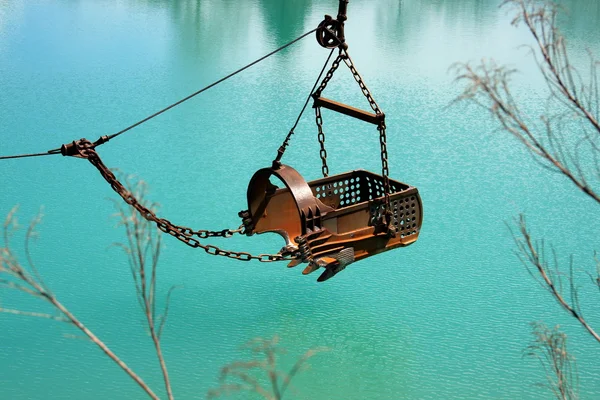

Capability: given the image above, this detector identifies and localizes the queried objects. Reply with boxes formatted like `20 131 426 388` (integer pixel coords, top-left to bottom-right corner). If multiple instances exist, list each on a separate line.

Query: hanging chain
340 50 383 114
274 49 336 164
313 48 392 217
315 106 329 177
314 50 344 98
378 121 391 216
341 50 391 217
64 139 294 263
312 50 345 178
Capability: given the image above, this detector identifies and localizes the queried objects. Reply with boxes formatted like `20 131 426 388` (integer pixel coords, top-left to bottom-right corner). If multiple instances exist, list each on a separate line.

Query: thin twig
0 210 161 400
112 176 175 400
158 285 182 340
0 307 69 322
525 322 578 400
514 216 600 343
208 337 325 400
453 0 600 205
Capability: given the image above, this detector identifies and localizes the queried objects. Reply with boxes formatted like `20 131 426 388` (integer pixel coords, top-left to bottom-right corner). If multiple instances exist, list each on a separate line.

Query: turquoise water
1 0 599 398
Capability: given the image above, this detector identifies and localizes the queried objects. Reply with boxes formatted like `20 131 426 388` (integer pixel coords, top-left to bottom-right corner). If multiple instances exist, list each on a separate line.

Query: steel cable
0 28 317 160
274 47 336 162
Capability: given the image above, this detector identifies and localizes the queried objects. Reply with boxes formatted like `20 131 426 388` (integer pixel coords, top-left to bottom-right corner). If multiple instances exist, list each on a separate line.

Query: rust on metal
316 0 349 49
243 164 423 282
63 138 293 263
58 0 423 282
312 96 383 125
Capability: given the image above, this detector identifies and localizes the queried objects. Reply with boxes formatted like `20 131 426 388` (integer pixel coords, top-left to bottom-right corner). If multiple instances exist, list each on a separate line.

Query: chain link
312 50 344 178
378 121 391 215
314 50 344 98
344 49 392 216
341 51 383 115
313 48 392 216
72 139 293 263
315 106 329 177
274 48 336 164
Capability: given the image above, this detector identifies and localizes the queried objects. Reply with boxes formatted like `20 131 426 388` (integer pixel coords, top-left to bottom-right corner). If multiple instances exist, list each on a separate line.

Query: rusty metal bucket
241 164 422 281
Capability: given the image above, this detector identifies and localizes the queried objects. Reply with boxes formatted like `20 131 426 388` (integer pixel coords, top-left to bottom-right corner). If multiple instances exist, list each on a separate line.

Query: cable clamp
60 138 92 158
61 135 110 158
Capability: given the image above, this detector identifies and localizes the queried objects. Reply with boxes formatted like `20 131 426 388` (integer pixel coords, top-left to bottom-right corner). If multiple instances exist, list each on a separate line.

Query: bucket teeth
317 268 336 282
304 256 342 281
317 263 345 282
287 259 303 268
302 263 320 275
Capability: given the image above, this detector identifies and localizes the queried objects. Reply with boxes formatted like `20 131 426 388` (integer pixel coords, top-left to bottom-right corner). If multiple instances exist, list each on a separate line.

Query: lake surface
1 0 599 398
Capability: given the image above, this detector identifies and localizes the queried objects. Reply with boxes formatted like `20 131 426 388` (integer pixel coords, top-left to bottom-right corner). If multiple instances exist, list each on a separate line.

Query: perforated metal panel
311 171 409 209
307 169 422 240
370 196 420 238
314 175 365 207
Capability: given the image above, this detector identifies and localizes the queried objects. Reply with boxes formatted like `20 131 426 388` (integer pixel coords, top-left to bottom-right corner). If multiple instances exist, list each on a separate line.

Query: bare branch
279 347 329 398
454 0 600 205
0 307 70 322
513 216 600 344
157 285 183 340
24 208 48 293
0 278 46 299
2 205 20 250
209 337 325 400
111 174 174 400
587 252 600 292
525 322 579 400
0 208 161 400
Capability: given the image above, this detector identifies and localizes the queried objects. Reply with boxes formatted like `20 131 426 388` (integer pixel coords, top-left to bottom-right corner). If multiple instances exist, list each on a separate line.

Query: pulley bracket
316 0 349 49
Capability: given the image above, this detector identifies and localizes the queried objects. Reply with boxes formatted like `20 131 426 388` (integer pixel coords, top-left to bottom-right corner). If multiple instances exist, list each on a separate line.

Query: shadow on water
137 0 317 56
85 0 600 54
377 0 496 49
255 0 315 44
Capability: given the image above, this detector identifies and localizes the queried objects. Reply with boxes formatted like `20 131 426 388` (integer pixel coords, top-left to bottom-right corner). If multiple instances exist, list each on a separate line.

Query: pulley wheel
316 18 341 49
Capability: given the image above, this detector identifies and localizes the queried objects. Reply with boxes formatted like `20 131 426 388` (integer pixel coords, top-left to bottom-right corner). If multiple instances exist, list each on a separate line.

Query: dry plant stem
1 207 162 400
456 63 600 205
526 322 578 400
48 295 161 400
207 336 326 400
454 0 600 205
150 323 173 400
0 307 68 322
589 252 600 291
509 0 600 134
278 348 321 398
267 344 281 400
454 1 600 343
453 1 596 395
114 179 175 400
137 229 174 400
517 216 600 344
158 286 180 339
1 294 160 400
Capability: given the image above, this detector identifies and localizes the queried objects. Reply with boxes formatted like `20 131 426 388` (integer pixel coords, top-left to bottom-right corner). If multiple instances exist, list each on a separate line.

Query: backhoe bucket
242 164 422 281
